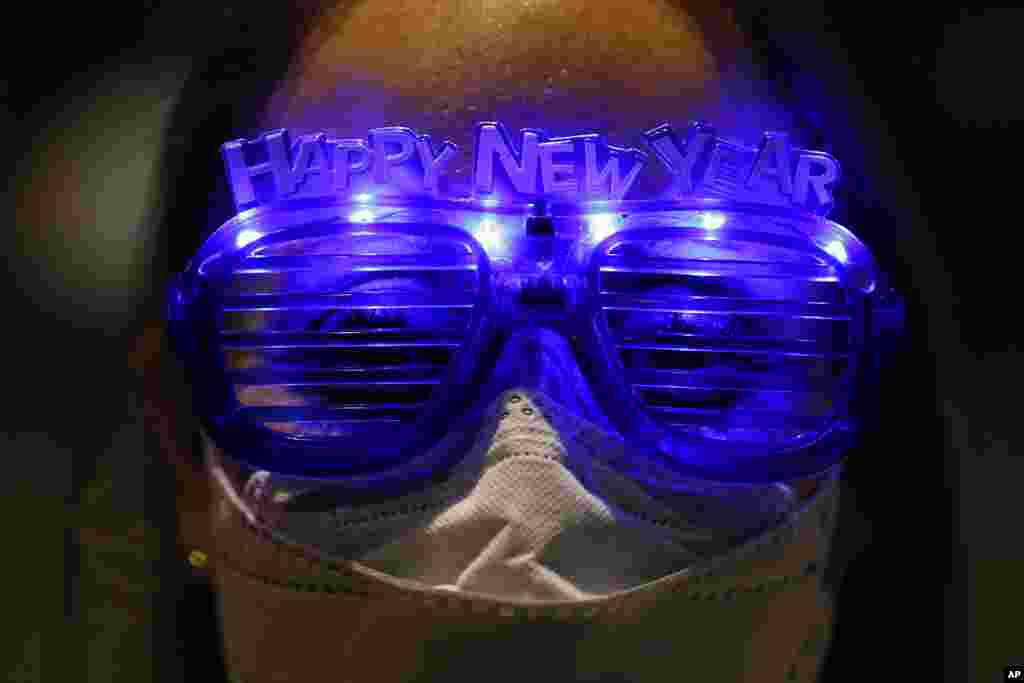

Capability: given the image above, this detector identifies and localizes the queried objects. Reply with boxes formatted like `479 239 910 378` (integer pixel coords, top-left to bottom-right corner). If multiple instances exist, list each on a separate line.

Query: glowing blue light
585 213 618 243
480 198 499 207
475 217 503 252
235 229 263 248
348 208 375 223
824 240 848 263
697 211 727 229
353 193 374 203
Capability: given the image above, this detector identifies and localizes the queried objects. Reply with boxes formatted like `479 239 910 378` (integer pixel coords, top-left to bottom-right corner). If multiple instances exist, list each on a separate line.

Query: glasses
167 123 901 484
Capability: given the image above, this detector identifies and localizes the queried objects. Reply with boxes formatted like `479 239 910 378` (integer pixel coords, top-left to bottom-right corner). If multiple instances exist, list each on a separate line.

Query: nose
473 327 609 428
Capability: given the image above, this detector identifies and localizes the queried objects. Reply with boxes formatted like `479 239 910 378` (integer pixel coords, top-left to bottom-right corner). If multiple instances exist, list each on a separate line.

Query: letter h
221 129 294 211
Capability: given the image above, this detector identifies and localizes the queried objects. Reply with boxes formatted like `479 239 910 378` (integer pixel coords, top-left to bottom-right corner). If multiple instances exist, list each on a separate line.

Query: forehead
259 0 799 154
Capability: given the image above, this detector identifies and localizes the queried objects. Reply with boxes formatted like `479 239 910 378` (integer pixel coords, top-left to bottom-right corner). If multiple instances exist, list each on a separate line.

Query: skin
258 0 798 171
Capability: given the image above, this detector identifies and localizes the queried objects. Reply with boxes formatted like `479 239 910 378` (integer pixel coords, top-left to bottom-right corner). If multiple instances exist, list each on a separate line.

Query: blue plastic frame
168 194 890 484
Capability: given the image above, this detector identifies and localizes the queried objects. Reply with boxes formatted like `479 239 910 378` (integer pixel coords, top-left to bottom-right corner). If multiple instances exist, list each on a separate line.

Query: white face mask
234 387 799 600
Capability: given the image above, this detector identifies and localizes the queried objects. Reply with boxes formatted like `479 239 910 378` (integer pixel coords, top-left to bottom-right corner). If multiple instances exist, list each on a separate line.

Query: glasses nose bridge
477 325 607 424
473 209 603 336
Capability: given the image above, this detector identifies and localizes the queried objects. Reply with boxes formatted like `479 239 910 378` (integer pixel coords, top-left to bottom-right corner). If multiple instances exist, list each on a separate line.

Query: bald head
261 0 798 166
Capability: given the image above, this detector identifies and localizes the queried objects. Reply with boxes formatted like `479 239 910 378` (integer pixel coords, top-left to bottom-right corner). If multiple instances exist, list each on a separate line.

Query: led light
235 229 263 249
475 217 503 252
348 208 375 223
585 213 619 243
697 211 727 229
824 239 848 263
353 193 374 203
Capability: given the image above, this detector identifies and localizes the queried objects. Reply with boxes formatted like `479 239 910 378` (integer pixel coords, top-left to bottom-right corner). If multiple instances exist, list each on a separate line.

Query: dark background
9 2 1019 681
